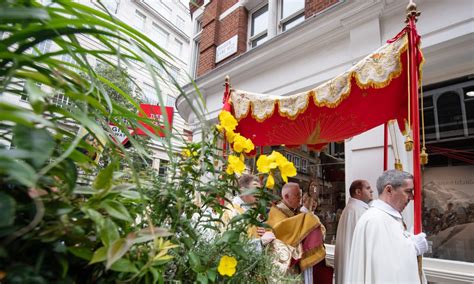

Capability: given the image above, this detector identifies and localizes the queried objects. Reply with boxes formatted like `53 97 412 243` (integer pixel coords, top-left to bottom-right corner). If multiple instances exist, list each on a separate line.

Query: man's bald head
282 182 301 210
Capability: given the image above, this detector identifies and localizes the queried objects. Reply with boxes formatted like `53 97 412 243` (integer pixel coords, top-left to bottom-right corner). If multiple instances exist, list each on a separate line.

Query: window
420 78 474 263
192 41 200 78
176 16 185 31
191 17 202 78
52 92 71 107
98 0 119 13
158 159 169 177
168 66 179 81
249 5 268 48
279 0 305 32
152 23 169 48
142 83 157 104
421 80 474 142
160 1 172 18
166 95 175 107
134 10 146 31
172 39 183 57
34 40 52 55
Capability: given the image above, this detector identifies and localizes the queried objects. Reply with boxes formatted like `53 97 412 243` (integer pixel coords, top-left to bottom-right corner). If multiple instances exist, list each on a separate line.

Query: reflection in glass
251 5 268 36
281 0 304 19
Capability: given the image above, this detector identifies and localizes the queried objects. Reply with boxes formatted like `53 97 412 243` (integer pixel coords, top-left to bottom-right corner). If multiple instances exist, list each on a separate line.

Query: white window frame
248 3 269 49
191 15 203 78
152 23 169 48
176 15 185 31
134 10 146 31
278 0 305 32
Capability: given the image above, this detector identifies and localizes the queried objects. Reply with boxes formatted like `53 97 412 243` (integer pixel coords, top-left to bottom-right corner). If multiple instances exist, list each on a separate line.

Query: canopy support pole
384 122 388 171
406 1 422 234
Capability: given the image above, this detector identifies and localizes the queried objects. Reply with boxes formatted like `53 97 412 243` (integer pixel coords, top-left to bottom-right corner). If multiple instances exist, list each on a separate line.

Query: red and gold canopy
227 30 423 150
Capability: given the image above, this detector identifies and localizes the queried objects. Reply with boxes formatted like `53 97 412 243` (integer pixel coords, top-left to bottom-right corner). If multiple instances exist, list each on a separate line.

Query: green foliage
0 0 292 283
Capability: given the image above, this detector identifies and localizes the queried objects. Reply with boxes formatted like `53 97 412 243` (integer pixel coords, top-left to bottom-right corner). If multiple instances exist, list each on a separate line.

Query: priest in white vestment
348 170 429 284
334 179 373 284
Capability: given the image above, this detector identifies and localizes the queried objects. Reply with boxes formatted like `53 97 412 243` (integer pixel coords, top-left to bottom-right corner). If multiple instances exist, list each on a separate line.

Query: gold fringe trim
299 244 326 271
233 34 417 122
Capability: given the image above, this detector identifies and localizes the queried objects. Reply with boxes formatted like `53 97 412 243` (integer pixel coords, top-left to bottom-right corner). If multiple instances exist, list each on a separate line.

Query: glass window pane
422 165 474 262
134 10 146 31
251 5 268 36
421 108 436 141
282 14 304 31
152 23 169 47
281 0 304 19
251 33 268 48
437 92 464 139
465 100 474 135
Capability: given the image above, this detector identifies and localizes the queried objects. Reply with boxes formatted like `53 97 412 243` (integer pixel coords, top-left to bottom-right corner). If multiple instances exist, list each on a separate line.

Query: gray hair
376 170 413 195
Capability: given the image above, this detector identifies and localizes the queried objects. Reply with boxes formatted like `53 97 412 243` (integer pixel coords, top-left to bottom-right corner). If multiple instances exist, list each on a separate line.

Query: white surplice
334 198 369 284
347 200 426 284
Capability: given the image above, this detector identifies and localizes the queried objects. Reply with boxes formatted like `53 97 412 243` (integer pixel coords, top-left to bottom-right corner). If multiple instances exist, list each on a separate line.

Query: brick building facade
192 0 341 77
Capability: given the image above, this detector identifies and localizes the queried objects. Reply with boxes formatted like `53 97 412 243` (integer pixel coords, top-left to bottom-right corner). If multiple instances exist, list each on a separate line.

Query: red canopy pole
384 122 388 171
406 2 422 234
222 76 231 158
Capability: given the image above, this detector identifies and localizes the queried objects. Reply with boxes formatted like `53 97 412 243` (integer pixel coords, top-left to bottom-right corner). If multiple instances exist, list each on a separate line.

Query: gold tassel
420 147 428 165
395 159 403 171
405 135 414 151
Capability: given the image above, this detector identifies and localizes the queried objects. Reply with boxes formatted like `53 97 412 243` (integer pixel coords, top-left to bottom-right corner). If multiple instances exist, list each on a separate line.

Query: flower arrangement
216 110 297 189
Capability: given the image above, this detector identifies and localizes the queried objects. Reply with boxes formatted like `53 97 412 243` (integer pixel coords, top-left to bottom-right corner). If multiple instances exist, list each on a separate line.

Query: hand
256 227 266 237
412 232 428 256
261 231 275 245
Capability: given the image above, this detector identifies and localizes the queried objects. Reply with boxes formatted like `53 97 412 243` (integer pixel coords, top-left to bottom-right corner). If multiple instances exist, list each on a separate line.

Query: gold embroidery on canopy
231 33 421 122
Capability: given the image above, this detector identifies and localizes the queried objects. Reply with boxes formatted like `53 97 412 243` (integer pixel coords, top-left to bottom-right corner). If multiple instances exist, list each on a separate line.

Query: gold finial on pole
406 0 420 23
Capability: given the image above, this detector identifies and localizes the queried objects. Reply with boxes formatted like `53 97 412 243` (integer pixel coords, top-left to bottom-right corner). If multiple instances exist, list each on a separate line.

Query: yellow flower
226 129 236 143
279 161 297 182
226 155 246 175
218 255 237 277
256 155 278 173
268 151 286 165
183 149 198 158
265 174 275 189
218 111 238 133
232 134 255 153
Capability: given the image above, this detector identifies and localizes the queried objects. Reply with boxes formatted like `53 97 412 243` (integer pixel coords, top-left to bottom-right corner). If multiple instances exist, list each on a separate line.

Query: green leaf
100 218 119 247
149 267 160 284
197 272 209 284
93 161 117 190
68 247 93 261
25 80 48 113
106 238 132 269
101 200 133 222
89 246 107 264
0 192 16 227
207 269 217 282
0 7 50 21
109 258 139 273
132 227 172 244
216 230 239 245
0 157 38 187
188 251 203 273
12 125 55 169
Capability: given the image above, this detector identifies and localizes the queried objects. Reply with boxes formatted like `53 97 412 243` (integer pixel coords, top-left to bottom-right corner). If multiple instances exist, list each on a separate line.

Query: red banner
135 104 174 137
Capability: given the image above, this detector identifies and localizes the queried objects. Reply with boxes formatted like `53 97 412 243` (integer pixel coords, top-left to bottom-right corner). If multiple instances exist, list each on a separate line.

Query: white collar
348 197 369 209
370 199 402 219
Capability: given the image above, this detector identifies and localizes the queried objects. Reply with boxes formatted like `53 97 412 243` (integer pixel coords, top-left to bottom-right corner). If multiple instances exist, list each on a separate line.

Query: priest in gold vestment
266 182 333 284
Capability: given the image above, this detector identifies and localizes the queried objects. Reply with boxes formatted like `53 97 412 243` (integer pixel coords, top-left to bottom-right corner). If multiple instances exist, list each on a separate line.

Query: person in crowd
334 179 373 284
266 182 332 284
222 174 275 241
348 170 429 283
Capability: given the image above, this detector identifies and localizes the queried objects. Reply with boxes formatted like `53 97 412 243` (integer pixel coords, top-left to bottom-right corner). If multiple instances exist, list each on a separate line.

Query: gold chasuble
267 202 326 271
221 201 259 238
